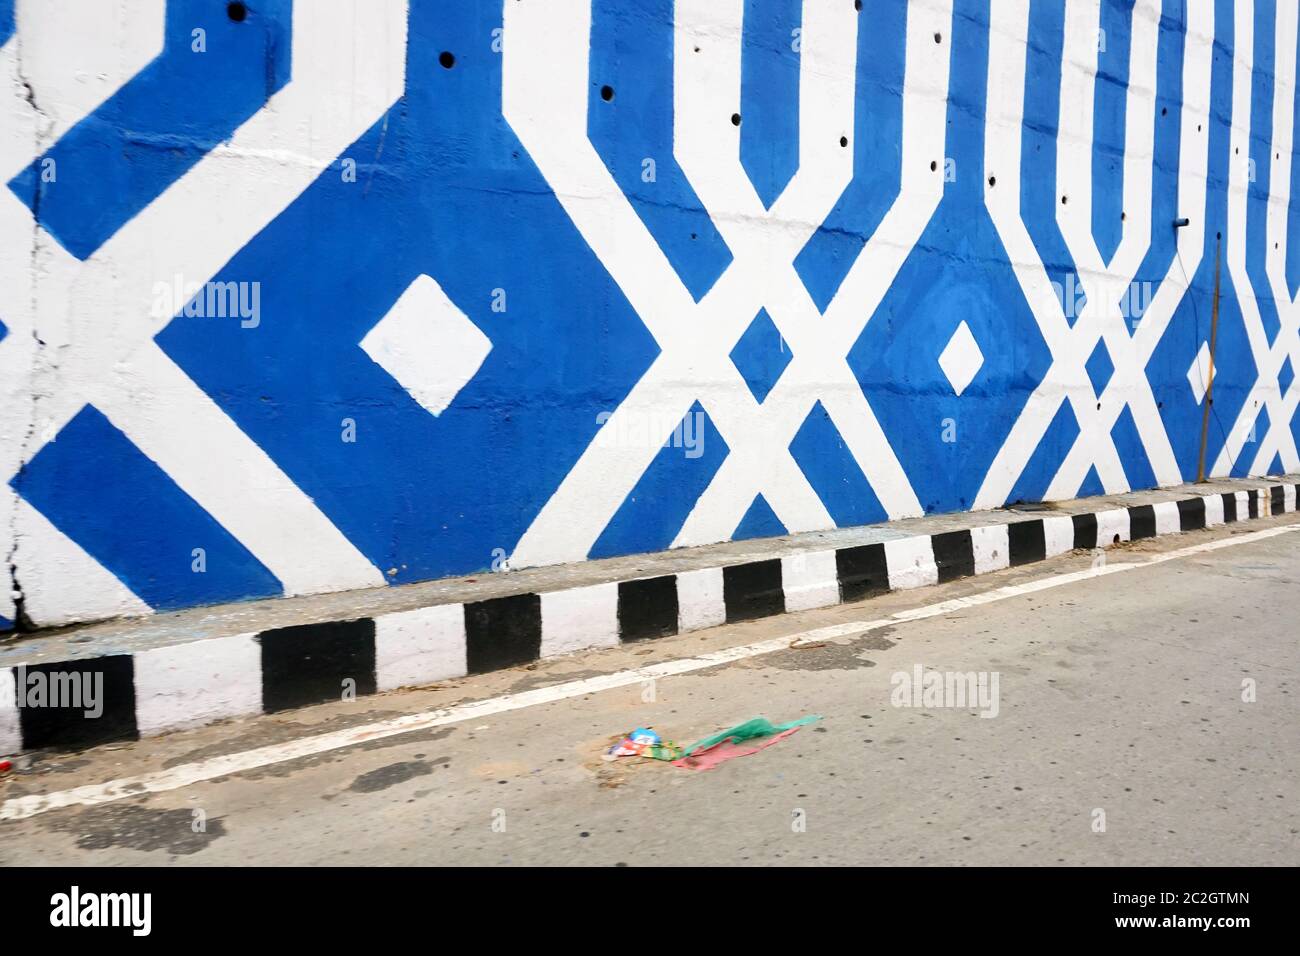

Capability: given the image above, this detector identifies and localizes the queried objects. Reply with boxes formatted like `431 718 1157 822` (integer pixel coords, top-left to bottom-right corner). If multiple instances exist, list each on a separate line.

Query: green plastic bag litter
682 715 821 757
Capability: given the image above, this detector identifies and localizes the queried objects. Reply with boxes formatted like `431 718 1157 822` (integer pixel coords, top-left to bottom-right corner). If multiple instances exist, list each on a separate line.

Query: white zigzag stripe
1213 0 1300 477
978 0 1215 508
506 0 953 567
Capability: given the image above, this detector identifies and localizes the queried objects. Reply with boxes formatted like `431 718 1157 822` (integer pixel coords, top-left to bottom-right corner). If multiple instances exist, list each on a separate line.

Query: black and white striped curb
2 484 1296 754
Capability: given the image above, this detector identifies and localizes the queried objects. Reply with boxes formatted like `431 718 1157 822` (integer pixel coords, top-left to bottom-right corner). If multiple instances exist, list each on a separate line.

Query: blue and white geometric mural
2 0 1298 629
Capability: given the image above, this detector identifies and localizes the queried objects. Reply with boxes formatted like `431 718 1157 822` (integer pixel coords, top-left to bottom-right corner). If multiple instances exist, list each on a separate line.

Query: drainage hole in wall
1113 534 1121 545
227 1 247 22
601 85 614 101
855 0 863 10
731 113 741 126
988 175 996 186
934 32 942 43
930 160 937 171
840 136 848 147
439 51 456 69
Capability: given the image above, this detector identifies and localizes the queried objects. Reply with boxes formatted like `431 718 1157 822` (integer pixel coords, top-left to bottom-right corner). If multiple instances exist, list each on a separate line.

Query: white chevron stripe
507 0 948 566
676 0 948 543
978 0 1213 507
1046 0 1176 497
1248 0 1300 474
1212 0 1300 476
1053 0 1214 492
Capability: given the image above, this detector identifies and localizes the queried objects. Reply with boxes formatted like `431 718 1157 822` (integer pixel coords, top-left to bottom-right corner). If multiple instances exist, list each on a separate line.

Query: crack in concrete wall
6 25 51 632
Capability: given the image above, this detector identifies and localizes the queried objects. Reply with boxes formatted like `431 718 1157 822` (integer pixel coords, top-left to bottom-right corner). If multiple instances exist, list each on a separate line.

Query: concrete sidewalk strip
1 477 1297 754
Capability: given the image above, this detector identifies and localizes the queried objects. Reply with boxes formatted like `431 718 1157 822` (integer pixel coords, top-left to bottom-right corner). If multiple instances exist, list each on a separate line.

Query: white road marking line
3 521 1296 822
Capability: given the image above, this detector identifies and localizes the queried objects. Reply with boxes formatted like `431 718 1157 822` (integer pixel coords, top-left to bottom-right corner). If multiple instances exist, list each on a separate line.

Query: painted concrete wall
1 0 1297 631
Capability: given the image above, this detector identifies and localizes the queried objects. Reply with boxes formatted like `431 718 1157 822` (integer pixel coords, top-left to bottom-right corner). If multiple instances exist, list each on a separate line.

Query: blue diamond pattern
1085 342 1114 396
729 308 791 404
1280 357 1295 397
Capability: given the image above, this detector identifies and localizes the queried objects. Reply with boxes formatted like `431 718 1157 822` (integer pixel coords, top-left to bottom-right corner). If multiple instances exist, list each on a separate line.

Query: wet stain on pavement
230 727 457 782
856 633 898 651
749 630 896 672
45 804 226 855
348 759 444 793
754 645 877 671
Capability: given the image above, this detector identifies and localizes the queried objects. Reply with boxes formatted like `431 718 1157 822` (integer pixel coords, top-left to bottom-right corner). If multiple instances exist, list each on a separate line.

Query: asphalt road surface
2 514 1298 866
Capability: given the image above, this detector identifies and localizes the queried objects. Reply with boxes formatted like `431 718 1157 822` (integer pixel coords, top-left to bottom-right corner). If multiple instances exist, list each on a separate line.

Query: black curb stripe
18 481 1299 752
835 543 889 603
1128 504 1157 540
723 560 784 623
259 619 376 713
15 655 138 751
1176 497 1206 531
464 594 541 674
617 575 679 642
1007 519 1047 566
931 530 975 583
1072 512 1098 550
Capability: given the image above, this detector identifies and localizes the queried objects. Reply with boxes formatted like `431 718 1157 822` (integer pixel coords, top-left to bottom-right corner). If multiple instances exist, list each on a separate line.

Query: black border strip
931 530 974 583
1008 519 1047 566
1128 504 1157 540
1176 497 1206 531
617 575 679 642
835 542 890 603
259 619 377 714
1072 512 1098 550
14 655 139 751
464 594 541 674
722 560 784 623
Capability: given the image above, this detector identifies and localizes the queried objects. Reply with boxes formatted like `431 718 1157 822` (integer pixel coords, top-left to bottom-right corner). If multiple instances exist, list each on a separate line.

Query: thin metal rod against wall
1196 235 1222 483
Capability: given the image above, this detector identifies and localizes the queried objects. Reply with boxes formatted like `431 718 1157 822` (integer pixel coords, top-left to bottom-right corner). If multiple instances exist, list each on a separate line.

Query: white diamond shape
361 274 491 417
937 320 984 397
1187 340 1211 405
